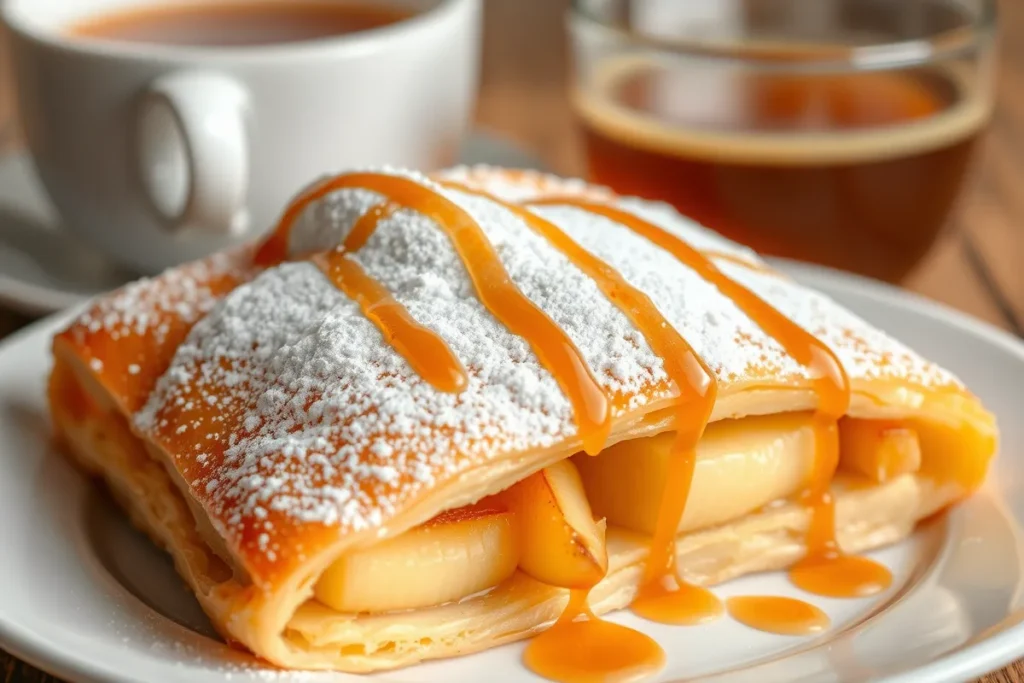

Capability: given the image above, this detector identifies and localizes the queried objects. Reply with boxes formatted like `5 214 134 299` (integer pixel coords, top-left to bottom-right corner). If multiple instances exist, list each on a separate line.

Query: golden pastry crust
49 167 997 671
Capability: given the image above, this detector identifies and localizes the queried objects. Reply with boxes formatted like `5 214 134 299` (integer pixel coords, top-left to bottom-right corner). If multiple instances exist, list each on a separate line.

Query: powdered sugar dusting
288 185 383 258
135 260 581 566
616 197 761 264
719 262 960 386
437 165 615 204
531 204 801 384
533 202 957 388
444 166 953 388
353 186 669 408
72 250 245 346
436 167 761 265
63 249 253 412
123 168 960 574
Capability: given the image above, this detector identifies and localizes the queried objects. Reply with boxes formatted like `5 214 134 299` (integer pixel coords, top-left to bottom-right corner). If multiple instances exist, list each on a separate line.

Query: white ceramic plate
0 132 545 316
1 263 1023 683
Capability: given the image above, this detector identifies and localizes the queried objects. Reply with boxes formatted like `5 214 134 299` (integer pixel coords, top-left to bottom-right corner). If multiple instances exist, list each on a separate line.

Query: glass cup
568 0 997 282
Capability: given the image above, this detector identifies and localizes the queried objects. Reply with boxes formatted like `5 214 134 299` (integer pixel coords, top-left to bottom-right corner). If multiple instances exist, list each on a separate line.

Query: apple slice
498 459 608 589
839 418 921 483
314 502 519 613
575 413 817 536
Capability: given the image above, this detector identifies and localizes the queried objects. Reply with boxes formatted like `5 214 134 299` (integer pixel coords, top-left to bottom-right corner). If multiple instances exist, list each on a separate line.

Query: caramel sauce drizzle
523 589 665 683
313 248 467 394
248 175 898 680
257 173 612 455
530 198 891 602
345 201 399 252
258 188 466 394
445 181 721 628
726 595 830 636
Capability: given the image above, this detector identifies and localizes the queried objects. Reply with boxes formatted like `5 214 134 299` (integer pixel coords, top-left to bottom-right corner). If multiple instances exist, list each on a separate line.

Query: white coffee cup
2 0 480 274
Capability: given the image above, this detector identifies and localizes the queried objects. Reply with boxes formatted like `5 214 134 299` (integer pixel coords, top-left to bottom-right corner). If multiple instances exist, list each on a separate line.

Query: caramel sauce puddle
727 595 830 635
524 589 665 683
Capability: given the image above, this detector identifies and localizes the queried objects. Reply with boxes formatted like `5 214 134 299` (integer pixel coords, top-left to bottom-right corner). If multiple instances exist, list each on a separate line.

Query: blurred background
0 0 1021 337
477 0 1019 340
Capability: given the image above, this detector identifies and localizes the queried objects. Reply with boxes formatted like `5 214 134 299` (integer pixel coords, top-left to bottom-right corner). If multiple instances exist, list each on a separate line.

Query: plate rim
1 263 1023 683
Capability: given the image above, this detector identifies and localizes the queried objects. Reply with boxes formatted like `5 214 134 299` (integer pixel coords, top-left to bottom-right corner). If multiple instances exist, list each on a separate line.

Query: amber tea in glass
570 0 996 282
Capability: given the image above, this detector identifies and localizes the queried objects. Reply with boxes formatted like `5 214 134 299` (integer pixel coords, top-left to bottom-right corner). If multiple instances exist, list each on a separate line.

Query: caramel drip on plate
313 249 468 394
446 181 721 627
726 596 830 636
788 523 894 597
523 589 665 683
531 198 890 601
259 173 612 454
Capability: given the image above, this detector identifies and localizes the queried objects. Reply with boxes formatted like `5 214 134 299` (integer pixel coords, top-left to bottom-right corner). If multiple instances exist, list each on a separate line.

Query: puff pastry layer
49 166 996 671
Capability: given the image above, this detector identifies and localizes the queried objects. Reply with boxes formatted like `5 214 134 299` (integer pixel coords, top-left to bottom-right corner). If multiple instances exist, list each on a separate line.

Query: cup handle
136 71 249 236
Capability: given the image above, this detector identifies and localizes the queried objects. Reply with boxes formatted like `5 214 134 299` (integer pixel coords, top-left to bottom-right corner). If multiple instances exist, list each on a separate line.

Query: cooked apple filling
310 412 926 615
314 503 520 613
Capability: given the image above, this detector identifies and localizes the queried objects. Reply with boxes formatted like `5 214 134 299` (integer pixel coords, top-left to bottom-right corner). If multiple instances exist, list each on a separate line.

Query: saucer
0 131 545 316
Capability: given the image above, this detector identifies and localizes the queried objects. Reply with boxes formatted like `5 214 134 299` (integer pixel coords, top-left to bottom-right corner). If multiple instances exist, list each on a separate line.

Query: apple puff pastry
48 166 996 676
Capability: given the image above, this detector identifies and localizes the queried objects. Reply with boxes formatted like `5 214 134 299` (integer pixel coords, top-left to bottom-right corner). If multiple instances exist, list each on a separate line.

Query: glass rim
570 0 998 70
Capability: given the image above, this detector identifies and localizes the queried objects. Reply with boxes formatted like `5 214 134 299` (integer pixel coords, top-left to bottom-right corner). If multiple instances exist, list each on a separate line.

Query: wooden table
1 1 1022 681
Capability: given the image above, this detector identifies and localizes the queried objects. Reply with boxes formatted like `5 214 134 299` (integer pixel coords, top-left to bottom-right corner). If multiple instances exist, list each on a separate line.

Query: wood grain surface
0 0 1022 681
